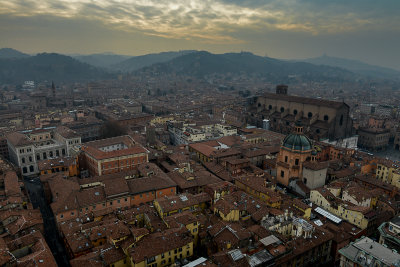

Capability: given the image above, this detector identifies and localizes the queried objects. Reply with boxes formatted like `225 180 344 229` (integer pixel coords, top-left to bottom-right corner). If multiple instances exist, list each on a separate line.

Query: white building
7 126 81 176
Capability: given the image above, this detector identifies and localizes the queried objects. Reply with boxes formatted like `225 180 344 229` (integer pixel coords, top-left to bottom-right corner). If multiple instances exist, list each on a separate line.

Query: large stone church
248 85 353 141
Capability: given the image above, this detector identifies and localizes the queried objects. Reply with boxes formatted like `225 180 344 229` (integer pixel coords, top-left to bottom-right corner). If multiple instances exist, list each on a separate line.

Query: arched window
308 112 313 118
49 151 53 157
21 157 25 164
324 115 329 121
293 109 298 115
29 156 32 162
269 105 272 110
22 167 27 174
29 165 34 172
280 107 285 112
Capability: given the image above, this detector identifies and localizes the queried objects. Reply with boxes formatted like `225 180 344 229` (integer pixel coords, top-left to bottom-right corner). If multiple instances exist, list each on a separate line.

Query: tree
100 120 127 139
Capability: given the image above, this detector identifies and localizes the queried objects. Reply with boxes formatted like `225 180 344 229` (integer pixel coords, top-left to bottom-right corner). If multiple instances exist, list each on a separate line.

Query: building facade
249 85 353 141
81 135 149 176
7 126 81 176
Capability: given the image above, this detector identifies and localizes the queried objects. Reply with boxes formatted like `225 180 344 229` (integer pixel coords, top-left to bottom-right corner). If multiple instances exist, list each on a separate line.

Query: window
125 198 128 202
268 105 272 110
29 165 34 172
29 156 32 162
21 157 25 164
117 199 120 203
293 109 298 115
36 154 40 160
71 212 74 216
323 115 329 121
62 149 66 155
280 107 285 112
49 151 53 157
146 256 156 264
295 159 299 165
43 152 47 160
281 170 284 177
308 112 313 118
22 167 27 174
340 115 343 126
285 156 288 162
304 178 307 185
110 202 113 205
56 150 59 157
60 214 64 218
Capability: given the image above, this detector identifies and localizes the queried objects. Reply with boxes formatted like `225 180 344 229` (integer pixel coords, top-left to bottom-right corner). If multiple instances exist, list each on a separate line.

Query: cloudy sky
1 0 399 69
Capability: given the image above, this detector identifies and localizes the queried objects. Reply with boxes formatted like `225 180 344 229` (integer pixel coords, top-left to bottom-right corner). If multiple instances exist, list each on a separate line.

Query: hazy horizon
1 0 399 70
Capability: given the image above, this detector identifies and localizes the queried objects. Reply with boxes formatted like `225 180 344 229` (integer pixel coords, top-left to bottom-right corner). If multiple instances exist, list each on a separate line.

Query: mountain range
0 48 399 84
135 51 357 83
0 51 110 84
300 55 400 79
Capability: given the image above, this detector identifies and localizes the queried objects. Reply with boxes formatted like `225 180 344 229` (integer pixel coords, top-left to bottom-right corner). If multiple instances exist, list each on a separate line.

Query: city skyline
1 0 399 70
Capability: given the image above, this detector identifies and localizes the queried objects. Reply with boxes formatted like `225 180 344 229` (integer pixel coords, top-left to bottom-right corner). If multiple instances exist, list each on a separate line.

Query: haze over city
2 1 400 267
1 0 400 70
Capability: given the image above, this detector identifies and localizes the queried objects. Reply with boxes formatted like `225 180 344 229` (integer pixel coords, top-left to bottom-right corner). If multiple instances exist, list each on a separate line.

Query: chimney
276 84 288 95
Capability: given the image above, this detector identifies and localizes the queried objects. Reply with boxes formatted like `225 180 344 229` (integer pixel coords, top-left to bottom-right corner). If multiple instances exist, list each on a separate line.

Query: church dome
281 120 312 152
282 134 312 152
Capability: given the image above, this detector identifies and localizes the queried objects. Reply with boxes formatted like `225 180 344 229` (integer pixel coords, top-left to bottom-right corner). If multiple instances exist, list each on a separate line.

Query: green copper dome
282 133 312 152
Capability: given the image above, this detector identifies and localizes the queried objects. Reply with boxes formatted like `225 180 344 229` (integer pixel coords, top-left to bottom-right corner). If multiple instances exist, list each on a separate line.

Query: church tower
276 121 312 186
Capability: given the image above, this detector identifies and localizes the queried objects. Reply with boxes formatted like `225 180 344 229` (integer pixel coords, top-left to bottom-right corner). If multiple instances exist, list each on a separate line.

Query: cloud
0 0 399 69
2 0 397 44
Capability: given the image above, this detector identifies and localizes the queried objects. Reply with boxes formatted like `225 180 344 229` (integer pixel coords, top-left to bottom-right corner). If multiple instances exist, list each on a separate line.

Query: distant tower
51 81 56 99
276 84 288 95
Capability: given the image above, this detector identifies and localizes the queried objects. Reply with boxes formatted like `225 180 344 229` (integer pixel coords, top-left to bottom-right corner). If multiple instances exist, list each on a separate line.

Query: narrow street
24 177 70 267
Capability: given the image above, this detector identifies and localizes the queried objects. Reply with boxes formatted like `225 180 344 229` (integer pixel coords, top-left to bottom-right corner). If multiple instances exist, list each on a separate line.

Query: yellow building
376 160 399 184
235 176 282 208
292 198 312 219
128 229 193 267
213 199 240 222
153 193 210 218
310 188 372 229
151 116 174 125
163 211 200 244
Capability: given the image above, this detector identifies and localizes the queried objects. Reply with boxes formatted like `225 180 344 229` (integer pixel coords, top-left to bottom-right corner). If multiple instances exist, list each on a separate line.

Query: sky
0 0 399 70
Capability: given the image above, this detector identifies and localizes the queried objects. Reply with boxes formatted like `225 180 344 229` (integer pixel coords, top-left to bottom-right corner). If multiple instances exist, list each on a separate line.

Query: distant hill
112 50 196 72
300 55 400 79
0 53 111 84
135 51 357 82
0 48 29 59
74 53 130 69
